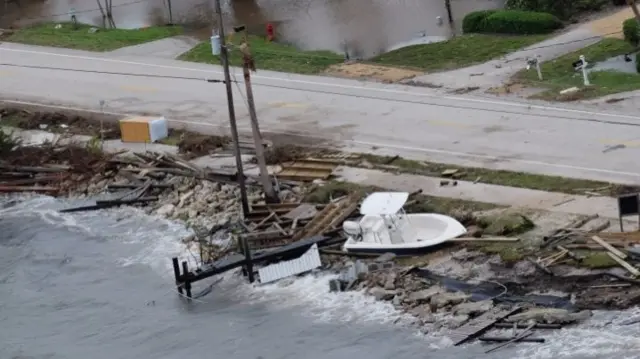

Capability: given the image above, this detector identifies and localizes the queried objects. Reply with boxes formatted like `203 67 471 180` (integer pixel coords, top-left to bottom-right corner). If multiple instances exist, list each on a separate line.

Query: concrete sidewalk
4 126 631 223
408 7 639 91
107 35 200 59
335 167 621 219
408 28 601 90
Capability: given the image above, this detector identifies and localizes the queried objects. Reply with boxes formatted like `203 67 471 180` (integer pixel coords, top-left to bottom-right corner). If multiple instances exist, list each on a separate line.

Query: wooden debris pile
59 151 243 213
0 163 69 194
0 141 112 195
0 106 121 139
448 306 568 353
237 194 360 250
537 215 640 278
209 189 448 260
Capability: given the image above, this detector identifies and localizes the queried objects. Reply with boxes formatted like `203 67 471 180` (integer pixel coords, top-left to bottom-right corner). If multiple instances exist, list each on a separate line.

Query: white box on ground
119 116 169 143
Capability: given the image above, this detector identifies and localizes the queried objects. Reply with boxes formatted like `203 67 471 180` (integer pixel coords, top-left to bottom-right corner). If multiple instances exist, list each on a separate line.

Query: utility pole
629 0 640 24
214 0 250 217
237 27 279 203
444 0 455 36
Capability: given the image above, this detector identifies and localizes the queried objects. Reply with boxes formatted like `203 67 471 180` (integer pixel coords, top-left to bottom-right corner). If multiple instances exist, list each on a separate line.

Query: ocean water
2 195 640 359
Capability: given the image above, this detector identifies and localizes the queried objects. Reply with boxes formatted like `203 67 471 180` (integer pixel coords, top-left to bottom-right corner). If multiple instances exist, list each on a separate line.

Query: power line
0 63 227 83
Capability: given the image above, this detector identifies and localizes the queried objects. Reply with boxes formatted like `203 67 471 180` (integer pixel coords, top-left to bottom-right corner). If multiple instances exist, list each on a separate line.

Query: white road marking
2 46 640 121
3 98 640 180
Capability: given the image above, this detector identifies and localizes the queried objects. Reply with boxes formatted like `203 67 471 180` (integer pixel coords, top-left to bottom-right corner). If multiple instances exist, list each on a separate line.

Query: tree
96 0 116 28
628 0 640 24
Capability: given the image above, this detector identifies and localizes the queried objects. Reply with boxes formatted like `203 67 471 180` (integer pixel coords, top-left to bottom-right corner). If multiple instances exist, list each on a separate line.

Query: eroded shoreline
3 109 640 344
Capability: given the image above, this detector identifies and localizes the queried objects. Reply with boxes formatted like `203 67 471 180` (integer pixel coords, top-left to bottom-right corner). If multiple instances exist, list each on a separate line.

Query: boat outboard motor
343 221 363 241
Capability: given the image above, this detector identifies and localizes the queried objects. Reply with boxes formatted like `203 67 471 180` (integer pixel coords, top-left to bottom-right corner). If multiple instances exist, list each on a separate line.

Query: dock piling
240 236 255 283
171 257 183 295
181 261 192 298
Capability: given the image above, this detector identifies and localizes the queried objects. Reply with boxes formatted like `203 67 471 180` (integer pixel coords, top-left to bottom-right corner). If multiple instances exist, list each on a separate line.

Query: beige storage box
119 116 169 143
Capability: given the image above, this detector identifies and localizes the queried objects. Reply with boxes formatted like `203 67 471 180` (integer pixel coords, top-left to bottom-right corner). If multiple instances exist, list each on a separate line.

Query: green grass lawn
179 34 549 75
4 22 183 51
178 35 345 74
513 38 640 101
371 34 549 72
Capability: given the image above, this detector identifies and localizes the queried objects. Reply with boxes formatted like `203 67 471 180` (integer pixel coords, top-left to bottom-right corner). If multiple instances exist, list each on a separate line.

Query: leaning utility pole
628 0 640 24
214 0 250 216
237 28 278 203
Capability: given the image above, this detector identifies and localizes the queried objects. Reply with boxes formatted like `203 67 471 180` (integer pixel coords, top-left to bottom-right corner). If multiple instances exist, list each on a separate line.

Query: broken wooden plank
485 323 535 354
0 164 69 173
0 185 58 193
479 336 545 343
493 323 561 329
606 252 640 277
283 203 318 220
449 306 523 346
591 235 627 259
588 283 631 289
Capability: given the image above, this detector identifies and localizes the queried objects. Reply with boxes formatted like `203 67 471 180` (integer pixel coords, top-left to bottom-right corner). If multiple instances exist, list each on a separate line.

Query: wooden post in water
171 257 183 295
240 235 255 283
181 261 192 298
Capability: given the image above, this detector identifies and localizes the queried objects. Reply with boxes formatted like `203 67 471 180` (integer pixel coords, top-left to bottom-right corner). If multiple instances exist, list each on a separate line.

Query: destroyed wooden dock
448 306 523 346
172 235 331 298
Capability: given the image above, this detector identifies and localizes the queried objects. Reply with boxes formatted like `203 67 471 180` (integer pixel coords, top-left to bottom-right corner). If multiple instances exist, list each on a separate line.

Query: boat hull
342 242 452 256
342 213 467 255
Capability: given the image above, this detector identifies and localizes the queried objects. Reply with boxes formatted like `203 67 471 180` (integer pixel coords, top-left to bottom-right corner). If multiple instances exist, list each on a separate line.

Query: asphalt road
2 42 640 185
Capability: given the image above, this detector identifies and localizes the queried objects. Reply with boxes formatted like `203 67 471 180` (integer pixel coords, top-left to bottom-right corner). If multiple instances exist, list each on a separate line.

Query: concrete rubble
4 119 640 351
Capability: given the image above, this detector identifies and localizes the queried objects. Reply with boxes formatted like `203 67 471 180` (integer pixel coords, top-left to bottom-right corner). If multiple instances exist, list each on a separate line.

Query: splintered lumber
564 243 627 250
493 323 561 329
0 185 58 193
448 306 523 346
556 245 583 261
485 323 535 354
95 196 158 206
606 252 640 277
600 231 640 243
0 164 69 173
291 196 358 241
479 336 545 343
107 183 173 190
591 236 628 259
292 202 343 241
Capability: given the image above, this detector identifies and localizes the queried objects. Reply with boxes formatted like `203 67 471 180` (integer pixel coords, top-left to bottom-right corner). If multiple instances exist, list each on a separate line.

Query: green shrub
624 18 640 45
462 10 499 34
477 10 563 35
506 0 607 19
636 53 640 74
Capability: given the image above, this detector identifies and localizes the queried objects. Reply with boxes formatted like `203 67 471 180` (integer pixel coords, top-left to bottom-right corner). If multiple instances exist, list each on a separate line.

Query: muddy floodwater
3 0 504 56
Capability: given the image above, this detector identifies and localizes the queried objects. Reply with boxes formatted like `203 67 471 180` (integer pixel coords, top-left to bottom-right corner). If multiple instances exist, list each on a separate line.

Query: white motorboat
342 192 467 255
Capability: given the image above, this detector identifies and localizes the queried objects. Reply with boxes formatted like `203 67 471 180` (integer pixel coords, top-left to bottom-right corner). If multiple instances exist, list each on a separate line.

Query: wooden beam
591 236 628 259
606 252 640 277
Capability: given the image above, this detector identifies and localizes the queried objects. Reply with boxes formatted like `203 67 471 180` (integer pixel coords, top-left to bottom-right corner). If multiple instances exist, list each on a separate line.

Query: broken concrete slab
368 287 397 301
431 291 471 308
506 308 593 324
453 300 494 316
407 286 443 304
